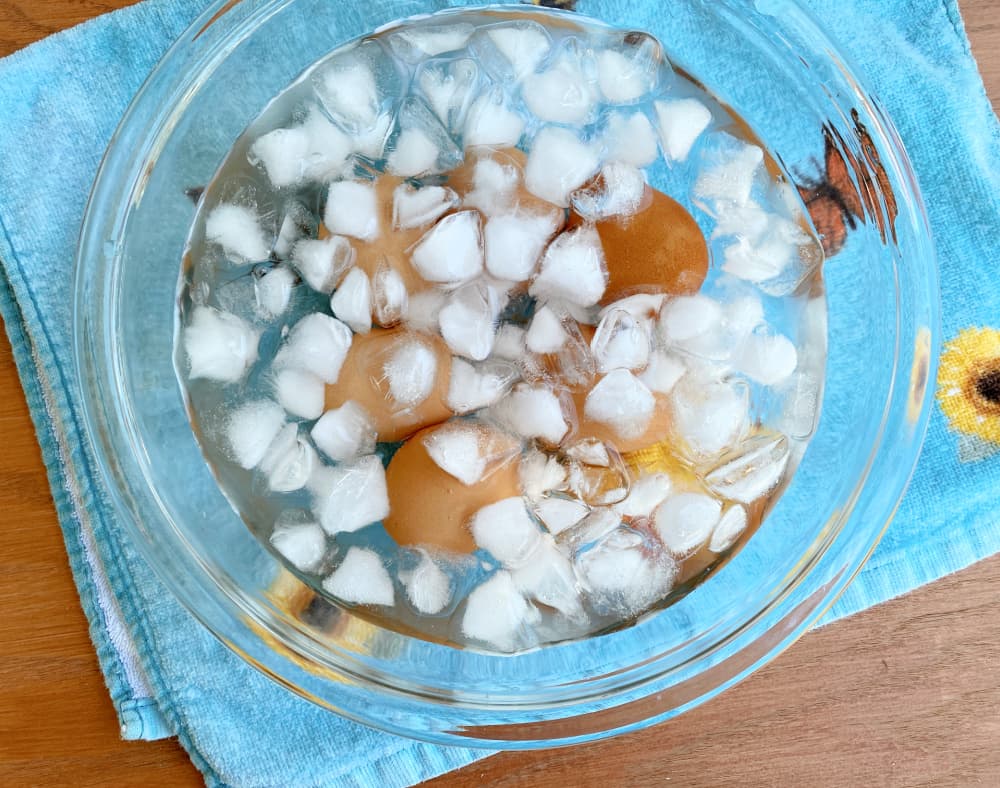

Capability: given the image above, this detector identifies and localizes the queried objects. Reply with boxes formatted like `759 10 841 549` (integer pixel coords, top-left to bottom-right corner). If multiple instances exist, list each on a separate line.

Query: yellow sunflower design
937 327 1000 456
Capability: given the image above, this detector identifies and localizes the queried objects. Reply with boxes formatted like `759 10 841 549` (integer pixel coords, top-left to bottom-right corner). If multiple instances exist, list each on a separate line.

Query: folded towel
0 0 996 785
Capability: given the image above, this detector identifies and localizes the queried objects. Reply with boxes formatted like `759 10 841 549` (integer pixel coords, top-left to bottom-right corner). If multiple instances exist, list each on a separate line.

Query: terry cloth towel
0 0 997 785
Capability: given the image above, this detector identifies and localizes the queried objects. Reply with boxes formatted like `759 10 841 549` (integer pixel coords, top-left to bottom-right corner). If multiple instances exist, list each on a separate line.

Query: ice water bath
176 8 826 653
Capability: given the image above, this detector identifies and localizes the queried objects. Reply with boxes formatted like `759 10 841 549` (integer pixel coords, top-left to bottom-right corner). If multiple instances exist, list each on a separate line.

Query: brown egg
325 328 453 442
383 424 522 553
571 390 674 455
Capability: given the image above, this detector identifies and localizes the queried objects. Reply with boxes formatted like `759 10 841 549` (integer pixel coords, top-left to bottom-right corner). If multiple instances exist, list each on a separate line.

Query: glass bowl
74 0 938 748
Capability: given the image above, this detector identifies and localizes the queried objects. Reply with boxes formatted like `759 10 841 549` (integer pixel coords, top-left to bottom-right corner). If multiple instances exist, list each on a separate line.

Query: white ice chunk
735 331 798 385
485 24 551 81
352 112 394 160
393 183 458 230
524 127 600 207
311 401 376 461
570 161 646 221
384 338 438 407
705 433 790 504
372 266 409 327
519 448 568 499
323 547 394 606
530 225 607 307
399 551 452 614
709 504 748 553
722 217 806 284
523 55 597 125
249 109 353 188
712 200 771 243
511 538 584 618
313 455 390 535
273 367 325 420
614 473 672 519
591 308 650 373
254 266 295 320
324 181 379 242
184 306 259 383
392 24 474 59
462 156 519 217
694 139 764 206
659 294 723 347
447 358 517 413
206 203 270 263
291 235 355 294
492 323 526 361
534 496 589 535
526 306 570 354
494 384 569 445
599 293 665 329
387 127 441 177
575 528 675 615
596 49 655 103
418 58 477 131
603 111 659 168
470 497 543 567
462 571 539 651
639 351 686 395
655 98 712 162
225 400 285 469
314 58 380 130
483 212 559 283
260 423 317 492
653 493 722 557
275 313 353 384
329 267 372 334
270 520 326 572
464 88 526 148
671 379 749 460
404 288 448 333
439 281 501 361
584 370 655 440
423 424 488 485
410 210 484 285
273 202 312 260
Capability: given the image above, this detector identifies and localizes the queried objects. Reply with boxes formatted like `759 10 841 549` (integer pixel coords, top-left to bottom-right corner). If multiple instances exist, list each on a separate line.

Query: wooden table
0 2 997 785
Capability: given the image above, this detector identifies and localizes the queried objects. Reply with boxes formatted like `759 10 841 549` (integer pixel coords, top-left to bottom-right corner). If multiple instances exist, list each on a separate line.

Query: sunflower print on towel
938 327 1000 462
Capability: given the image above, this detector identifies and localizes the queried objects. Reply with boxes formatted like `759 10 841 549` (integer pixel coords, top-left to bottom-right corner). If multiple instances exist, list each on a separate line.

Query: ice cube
249 108 353 188
390 23 474 61
462 155 519 217
709 504 748 553
463 87 526 149
313 41 399 132
533 495 589 535
524 127 600 207
530 225 607 307
184 306 260 383
323 181 380 242
372 265 409 327
446 357 518 414
399 550 453 614
311 401 376 461
225 400 286 469
387 98 462 177
526 306 570 354
575 527 676 616
439 281 501 361
522 53 598 125
779 369 822 440
492 323 527 361
470 497 543 567
600 293 665 329
570 161 647 221
659 294 723 348
734 330 798 386
603 111 659 168
329 267 372 334
511 538 584 618
290 235 355 294
721 215 808 285
254 265 295 320
422 422 488 485
404 288 448 333
392 183 459 230
322 547 394 606
694 136 764 206
614 472 672 519
483 22 552 81
655 98 712 163
273 367 325 420
313 455 390 535
270 519 326 572
591 308 651 373
639 351 686 395
483 211 559 283
260 423 318 492
596 43 658 103
383 337 438 407
387 128 441 177
705 433 790 503
493 383 570 445
274 313 353 384
352 112 394 161
417 58 478 132
205 203 270 263
670 378 749 461
462 571 539 652
711 200 771 243
653 493 722 557
410 210 484 286
519 448 569 500
565 445 631 507
584 369 655 440
273 201 315 260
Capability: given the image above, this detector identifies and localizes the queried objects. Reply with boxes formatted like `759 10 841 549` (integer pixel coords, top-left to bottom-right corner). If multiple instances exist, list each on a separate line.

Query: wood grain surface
0 2 997 786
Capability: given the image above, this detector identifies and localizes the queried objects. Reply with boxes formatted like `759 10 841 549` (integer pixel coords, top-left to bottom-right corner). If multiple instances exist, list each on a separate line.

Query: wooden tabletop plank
0 1 997 786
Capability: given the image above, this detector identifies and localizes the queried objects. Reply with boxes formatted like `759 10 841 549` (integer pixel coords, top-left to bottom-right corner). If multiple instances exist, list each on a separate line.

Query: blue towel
0 0 997 785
